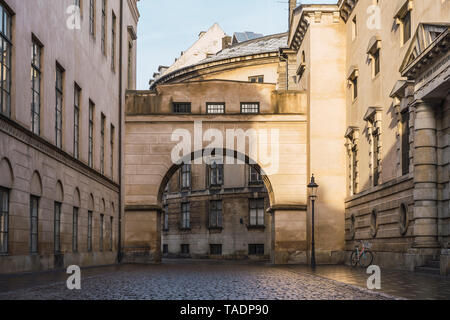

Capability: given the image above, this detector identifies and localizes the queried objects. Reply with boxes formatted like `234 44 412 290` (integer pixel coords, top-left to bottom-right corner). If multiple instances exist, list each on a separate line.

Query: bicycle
350 241 374 268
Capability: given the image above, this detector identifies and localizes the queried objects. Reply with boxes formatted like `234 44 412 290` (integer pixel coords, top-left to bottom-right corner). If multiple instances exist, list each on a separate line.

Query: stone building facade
162 163 271 260
0 0 139 274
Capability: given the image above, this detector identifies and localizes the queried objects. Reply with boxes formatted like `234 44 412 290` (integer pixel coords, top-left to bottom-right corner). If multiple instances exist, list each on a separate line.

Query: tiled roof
232 31 264 44
200 33 288 64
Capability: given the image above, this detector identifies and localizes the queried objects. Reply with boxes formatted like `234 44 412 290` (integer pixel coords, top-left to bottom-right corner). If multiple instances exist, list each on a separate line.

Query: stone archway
124 112 309 264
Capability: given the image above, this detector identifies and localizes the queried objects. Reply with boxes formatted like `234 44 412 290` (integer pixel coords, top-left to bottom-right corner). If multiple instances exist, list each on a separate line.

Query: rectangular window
210 244 222 255
0 187 9 254
0 5 12 117
55 65 64 148
172 102 191 114
209 162 224 186
181 203 190 229
100 113 105 175
373 128 380 187
163 244 168 254
373 49 380 76
402 10 411 44
74 85 81 159
249 75 264 83
401 110 410 175
352 146 358 194
30 196 39 254
351 78 358 101
101 0 106 54
99 214 104 252
249 167 262 184
88 101 94 168
209 200 222 228
31 40 42 135
249 199 265 226
73 207 78 252
110 216 113 251
87 210 92 252
181 164 191 189
181 244 189 254
241 103 260 114
206 103 225 114
54 202 61 254
89 0 95 36
352 16 357 40
163 205 169 231
127 41 133 89
249 244 264 256
110 124 114 179
111 12 116 70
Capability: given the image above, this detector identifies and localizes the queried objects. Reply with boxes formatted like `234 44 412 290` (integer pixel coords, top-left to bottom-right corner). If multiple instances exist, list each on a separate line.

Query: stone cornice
338 0 358 22
127 0 140 24
0 114 119 192
267 204 307 213
125 205 162 212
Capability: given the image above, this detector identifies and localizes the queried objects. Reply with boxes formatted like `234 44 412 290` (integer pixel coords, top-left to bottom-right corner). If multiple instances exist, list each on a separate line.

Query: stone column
412 100 439 249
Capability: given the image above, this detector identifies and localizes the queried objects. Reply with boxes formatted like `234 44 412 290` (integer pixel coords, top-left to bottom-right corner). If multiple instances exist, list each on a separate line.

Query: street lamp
308 174 319 268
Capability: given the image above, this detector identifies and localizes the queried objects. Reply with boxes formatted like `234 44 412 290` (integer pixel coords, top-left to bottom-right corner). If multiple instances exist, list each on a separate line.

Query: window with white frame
87 210 93 252
206 103 225 114
180 164 191 189
249 199 265 226
249 167 262 184
209 200 222 228
55 64 64 148
99 214 104 252
31 40 42 135
89 0 95 36
181 203 190 229
74 85 81 159
241 103 260 114
209 161 223 186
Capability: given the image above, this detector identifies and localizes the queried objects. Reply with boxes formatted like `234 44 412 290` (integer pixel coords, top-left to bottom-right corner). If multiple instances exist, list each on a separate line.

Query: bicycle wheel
359 250 374 268
350 251 359 267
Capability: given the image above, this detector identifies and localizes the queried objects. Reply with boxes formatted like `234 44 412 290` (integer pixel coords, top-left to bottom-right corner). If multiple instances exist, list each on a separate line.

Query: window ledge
179 228 191 232
247 225 266 230
208 227 223 232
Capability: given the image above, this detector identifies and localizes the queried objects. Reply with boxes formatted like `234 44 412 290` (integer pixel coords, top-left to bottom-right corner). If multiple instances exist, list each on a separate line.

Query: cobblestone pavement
286 265 450 300
0 261 396 300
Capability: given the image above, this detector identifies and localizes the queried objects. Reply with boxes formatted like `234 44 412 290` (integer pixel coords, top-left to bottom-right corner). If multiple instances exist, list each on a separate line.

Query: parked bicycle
350 241 374 268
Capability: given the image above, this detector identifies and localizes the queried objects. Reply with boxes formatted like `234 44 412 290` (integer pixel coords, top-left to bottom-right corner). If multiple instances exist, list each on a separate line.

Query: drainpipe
118 0 124 263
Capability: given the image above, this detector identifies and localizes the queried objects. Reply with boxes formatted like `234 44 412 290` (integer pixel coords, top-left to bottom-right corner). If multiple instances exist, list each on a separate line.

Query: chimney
222 36 232 50
289 0 297 28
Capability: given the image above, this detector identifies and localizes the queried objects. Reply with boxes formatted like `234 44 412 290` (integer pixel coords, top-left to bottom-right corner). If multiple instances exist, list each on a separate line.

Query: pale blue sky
136 0 337 89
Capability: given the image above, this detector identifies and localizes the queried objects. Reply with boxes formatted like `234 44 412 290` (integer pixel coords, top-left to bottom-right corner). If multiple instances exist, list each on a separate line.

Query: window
249 75 264 83
181 244 189 254
249 244 264 256
73 207 78 252
372 49 380 77
372 127 380 187
351 78 358 101
206 103 225 114
55 65 64 148
352 16 357 40
74 85 81 159
241 103 260 114
88 101 94 168
352 145 358 194
172 102 191 114
110 216 113 251
30 196 39 254
54 202 61 254
209 161 223 186
401 110 410 175
402 10 411 44
163 205 169 231
31 40 42 135
209 200 222 228
249 167 262 184
163 244 168 254
127 41 133 89
87 210 92 252
181 203 190 229
180 164 191 189
110 124 114 178
100 113 105 174
0 5 12 117
101 0 106 54
0 187 9 254
99 214 104 252
111 12 116 70
89 0 95 36
210 244 222 255
249 199 265 226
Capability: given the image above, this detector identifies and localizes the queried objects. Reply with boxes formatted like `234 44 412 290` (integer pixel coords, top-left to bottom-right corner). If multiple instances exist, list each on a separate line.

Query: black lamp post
308 174 319 268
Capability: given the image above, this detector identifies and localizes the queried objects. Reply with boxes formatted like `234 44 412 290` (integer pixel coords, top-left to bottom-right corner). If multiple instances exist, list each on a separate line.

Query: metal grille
249 244 264 256
241 103 260 114
206 103 225 114
172 103 191 114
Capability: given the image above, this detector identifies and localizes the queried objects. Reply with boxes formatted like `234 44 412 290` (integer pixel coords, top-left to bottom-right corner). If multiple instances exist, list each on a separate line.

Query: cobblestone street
0 261 403 300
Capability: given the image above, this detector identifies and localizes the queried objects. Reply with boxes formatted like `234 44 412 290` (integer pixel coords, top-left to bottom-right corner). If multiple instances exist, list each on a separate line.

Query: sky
136 0 337 89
